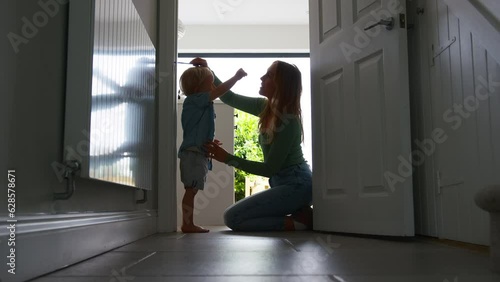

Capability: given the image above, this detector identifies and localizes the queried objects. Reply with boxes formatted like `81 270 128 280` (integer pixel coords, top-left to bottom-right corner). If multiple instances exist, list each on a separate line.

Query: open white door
310 0 414 236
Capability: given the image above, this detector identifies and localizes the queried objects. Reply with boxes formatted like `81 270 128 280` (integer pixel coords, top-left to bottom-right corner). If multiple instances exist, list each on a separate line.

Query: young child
178 65 247 233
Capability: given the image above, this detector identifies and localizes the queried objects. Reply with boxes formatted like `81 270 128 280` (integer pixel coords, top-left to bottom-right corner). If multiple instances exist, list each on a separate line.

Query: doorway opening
175 0 311 227
176 54 312 203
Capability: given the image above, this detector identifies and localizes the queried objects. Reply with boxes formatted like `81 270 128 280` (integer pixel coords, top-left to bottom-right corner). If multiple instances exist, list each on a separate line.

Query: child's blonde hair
179 66 213 95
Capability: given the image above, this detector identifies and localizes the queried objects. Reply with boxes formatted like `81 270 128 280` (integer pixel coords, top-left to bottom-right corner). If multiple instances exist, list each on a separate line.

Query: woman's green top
214 76 305 177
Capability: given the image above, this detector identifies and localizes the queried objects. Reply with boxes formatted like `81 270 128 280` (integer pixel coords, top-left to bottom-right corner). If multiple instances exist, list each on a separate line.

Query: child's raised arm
209 68 247 101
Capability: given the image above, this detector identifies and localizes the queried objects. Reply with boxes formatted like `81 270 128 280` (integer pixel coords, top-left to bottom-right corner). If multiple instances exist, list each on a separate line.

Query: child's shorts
179 150 209 190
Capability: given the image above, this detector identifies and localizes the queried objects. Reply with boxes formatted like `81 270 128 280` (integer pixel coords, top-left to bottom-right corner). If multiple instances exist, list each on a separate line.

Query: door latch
399 13 406 29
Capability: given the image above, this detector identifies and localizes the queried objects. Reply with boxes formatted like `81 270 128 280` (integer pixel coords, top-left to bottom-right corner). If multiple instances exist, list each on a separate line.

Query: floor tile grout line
328 274 347 281
122 251 157 270
282 238 301 252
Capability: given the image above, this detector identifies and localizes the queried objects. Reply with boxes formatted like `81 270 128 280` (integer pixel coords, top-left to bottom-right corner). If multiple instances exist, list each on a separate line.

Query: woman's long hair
259 61 303 143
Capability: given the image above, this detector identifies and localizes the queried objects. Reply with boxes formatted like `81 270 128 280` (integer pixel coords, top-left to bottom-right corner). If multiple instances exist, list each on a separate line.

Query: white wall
132 0 157 46
1 0 159 280
468 0 500 29
178 24 309 52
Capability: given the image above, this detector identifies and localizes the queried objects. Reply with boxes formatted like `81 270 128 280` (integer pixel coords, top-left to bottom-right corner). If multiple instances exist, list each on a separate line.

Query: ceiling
178 0 309 25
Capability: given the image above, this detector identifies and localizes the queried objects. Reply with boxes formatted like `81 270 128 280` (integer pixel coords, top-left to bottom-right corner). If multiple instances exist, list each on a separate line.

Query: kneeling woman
198 58 313 231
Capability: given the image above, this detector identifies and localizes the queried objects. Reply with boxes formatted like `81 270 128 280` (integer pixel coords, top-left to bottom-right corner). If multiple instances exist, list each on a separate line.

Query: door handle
364 17 394 31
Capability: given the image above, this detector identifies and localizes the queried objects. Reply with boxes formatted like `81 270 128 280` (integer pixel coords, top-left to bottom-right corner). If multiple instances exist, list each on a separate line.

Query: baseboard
0 210 157 282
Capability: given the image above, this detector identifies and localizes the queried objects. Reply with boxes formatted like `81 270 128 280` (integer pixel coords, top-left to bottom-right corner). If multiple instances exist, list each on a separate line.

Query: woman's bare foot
292 206 313 230
181 224 210 233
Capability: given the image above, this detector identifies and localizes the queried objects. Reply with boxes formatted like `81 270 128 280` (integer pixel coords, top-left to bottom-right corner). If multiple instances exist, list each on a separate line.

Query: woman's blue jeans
224 162 312 231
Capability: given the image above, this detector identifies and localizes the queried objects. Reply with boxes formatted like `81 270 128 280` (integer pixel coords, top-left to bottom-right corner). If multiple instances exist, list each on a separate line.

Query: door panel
357 51 388 196
319 0 341 41
320 69 347 198
310 0 414 236
354 0 381 22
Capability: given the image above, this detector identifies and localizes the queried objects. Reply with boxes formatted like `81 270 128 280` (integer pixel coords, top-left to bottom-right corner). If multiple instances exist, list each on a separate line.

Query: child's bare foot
181 224 210 233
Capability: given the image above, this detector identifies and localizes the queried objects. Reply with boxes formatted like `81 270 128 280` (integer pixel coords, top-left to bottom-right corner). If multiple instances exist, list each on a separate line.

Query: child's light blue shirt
178 92 215 157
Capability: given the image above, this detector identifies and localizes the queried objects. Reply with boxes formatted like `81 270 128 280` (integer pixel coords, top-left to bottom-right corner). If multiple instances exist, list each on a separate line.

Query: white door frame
157 0 179 232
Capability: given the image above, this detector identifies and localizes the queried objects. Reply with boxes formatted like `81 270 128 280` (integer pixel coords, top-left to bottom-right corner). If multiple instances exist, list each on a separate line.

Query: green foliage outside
233 109 263 201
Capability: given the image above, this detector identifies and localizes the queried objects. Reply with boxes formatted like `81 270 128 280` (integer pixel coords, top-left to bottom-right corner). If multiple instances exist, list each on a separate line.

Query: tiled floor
32 226 499 282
